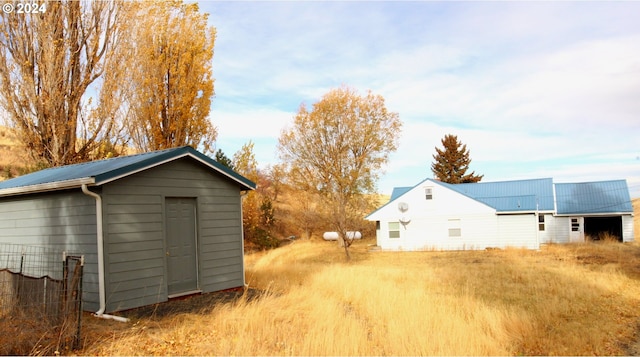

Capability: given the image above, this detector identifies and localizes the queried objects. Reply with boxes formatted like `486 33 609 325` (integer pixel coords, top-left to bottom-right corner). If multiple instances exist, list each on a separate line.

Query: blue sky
198 1 640 197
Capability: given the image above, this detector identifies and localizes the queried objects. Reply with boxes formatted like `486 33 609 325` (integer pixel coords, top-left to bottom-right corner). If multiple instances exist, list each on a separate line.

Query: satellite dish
398 202 409 212
399 215 411 228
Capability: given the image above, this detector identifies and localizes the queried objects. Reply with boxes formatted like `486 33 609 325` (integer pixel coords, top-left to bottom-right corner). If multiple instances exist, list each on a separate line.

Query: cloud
200 1 640 196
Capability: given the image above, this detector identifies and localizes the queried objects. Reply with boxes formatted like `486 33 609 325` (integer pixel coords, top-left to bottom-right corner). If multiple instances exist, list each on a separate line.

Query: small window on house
389 222 400 238
538 214 545 231
571 218 580 232
425 187 433 200
376 221 380 231
448 219 461 237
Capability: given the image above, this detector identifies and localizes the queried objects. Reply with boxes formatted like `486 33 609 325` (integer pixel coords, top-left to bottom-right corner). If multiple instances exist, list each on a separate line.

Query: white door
569 217 584 243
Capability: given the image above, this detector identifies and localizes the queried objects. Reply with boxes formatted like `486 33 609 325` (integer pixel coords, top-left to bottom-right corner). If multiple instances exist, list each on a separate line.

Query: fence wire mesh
0 243 84 355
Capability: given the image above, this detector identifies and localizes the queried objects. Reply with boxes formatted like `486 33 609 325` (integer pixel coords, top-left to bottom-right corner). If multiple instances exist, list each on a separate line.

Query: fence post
72 256 84 349
60 252 68 325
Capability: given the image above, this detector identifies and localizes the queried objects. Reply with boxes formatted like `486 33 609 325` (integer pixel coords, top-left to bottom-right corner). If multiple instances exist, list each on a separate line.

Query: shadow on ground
120 287 264 320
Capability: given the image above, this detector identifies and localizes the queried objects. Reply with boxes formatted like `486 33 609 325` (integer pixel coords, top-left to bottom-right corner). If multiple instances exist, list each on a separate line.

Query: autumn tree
233 141 279 249
278 86 402 260
0 1 130 166
125 1 217 153
431 134 483 183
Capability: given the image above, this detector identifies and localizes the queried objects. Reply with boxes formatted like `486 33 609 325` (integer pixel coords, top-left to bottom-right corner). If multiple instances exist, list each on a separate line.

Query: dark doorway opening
584 216 623 242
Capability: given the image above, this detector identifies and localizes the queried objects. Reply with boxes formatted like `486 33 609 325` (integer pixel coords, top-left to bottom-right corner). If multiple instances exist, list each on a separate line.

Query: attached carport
555 180 634 243
584 216 623 241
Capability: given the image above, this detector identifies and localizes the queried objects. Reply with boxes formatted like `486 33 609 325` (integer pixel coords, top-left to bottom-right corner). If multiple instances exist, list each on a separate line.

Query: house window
448 219 461 237
425 187 433 200
538 214 545 231
389 222 400 238
571 218 580 232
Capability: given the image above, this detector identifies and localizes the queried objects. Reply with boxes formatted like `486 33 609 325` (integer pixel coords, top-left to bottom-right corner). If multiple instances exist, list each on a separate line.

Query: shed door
569 217 584 243
165 198 199 296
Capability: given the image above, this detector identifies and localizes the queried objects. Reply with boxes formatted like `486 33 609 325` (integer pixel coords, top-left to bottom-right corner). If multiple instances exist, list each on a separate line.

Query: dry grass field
1 128 638 355
74 208 640 356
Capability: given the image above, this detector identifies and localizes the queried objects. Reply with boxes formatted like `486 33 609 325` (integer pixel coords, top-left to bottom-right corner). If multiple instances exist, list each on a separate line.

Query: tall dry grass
79 237 640 356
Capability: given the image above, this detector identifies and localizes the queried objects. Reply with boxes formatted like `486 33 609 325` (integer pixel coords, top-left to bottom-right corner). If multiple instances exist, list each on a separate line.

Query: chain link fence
0 243 84 355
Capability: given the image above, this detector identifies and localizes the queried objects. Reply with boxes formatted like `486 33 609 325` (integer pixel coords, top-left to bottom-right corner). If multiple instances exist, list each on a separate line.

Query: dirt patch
120 287 264 320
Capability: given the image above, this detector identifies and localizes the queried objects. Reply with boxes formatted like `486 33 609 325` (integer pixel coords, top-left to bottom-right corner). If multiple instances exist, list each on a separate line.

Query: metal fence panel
0 243 83 355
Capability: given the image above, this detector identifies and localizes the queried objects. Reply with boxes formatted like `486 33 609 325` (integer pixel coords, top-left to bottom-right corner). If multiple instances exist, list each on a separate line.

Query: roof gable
0 146 256 197
555 180 632 214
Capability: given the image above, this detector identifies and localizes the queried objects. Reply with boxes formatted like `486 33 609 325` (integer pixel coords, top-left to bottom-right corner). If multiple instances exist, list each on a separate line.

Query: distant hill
0 126 32 180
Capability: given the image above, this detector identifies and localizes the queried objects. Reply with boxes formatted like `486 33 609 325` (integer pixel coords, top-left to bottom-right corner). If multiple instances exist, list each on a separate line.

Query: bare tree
278 86 402 260
0 0 130 166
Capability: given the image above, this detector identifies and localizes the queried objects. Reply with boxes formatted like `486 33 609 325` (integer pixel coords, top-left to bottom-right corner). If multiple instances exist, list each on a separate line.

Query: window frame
538 214 545 231
425 187 433 200
448 218 461 238
388 222 400 239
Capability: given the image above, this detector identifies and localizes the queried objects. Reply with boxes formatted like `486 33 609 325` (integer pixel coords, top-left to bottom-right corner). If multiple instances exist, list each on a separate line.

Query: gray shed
0 146 255 316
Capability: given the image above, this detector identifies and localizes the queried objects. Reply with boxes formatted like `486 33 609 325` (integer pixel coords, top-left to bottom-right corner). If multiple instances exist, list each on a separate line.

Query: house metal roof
555 180 633 214
367 177 633 219
0 146 256 197
390 187 412 201
441 178 555 212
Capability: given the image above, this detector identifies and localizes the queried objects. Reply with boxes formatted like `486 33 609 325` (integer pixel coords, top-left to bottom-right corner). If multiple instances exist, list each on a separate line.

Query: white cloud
200 1 640 196
212 107 294 140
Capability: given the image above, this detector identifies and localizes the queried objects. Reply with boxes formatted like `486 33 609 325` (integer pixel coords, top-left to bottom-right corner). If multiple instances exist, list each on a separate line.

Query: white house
366 178 634 251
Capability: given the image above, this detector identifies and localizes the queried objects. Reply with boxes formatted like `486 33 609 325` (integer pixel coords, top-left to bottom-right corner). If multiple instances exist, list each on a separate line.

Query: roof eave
0 177 95 198
94 149 256 191
555 211 634 217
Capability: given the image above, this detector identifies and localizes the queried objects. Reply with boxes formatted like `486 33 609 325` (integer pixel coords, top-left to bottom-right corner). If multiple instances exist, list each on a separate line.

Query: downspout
81 184 129 323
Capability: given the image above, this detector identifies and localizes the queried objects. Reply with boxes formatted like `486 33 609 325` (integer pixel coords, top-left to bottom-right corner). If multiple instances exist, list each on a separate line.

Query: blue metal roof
555 180 632 214
390 187 412 201
0 146 256 196
441 178 555 212
367 177 633 219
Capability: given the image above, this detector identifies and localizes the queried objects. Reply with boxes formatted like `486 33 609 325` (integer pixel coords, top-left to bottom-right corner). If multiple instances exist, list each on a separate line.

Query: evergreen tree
214 149 234 170
431 134 483 183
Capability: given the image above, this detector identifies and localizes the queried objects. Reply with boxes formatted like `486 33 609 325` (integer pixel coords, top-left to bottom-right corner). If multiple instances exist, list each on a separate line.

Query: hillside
0 126 32 180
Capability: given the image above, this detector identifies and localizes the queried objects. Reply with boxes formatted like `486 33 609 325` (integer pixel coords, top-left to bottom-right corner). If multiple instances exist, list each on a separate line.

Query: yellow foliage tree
0 1 131 166
278 86 402 259
125 1 217 153
233 141 279 249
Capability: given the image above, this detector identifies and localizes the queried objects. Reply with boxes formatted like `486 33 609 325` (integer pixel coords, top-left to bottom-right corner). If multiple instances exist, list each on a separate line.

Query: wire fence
0 243 84 355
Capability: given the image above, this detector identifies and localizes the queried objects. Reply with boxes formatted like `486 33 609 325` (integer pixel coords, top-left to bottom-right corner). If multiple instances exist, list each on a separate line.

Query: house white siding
549 216 572 244
496 214 539 249
367 178 634 251
623 215 634 242
371 181 503 251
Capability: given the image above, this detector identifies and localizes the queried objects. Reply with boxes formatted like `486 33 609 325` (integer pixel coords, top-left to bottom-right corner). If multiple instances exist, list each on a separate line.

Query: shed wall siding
0 190 99 311
101 158 243 312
